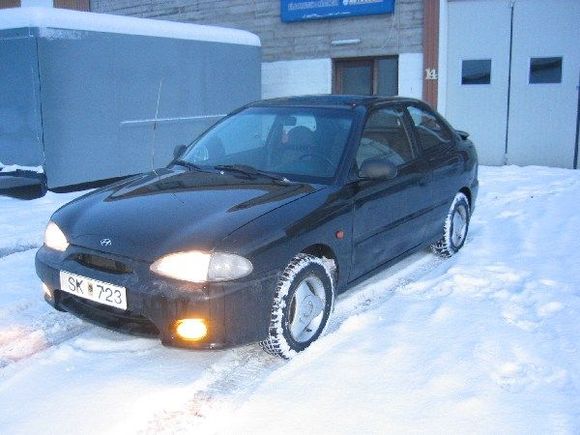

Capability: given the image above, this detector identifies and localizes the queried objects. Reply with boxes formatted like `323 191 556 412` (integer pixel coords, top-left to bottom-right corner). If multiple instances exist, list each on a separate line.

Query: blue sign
281 0 395 23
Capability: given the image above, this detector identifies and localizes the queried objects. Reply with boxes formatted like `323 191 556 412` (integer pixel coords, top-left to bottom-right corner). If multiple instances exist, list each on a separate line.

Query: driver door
350 105 431 279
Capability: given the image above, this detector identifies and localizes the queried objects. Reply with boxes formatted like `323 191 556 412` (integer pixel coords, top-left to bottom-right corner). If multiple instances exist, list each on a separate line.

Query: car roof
247 95 427 110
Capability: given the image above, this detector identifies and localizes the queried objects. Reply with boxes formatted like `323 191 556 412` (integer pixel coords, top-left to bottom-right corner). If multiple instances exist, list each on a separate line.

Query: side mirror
173 144 187 160
359 158 398 180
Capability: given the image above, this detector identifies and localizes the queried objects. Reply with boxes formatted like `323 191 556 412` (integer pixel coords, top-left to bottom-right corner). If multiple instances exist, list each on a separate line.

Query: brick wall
90 0 423 62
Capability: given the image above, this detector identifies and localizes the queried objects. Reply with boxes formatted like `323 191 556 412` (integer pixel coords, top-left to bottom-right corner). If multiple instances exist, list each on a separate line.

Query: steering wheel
298 153 335 171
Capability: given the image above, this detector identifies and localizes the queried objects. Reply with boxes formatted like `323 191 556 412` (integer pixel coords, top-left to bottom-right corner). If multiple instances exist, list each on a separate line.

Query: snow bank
0 7 261 47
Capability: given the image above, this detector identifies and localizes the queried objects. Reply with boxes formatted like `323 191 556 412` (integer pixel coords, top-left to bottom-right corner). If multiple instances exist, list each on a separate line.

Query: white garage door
446 0 580 169
507 0 580 168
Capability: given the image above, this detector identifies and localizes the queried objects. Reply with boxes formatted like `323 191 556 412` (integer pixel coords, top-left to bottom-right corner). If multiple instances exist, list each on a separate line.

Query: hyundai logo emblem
100 238 112 247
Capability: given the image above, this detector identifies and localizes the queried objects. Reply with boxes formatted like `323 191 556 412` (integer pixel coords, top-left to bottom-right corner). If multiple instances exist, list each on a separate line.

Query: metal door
445 0 511 166
446 0 580 169
506 0 580 168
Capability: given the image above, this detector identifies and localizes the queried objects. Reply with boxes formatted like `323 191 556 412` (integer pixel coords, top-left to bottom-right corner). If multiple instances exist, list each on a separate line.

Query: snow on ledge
0 161 44 173
0 7 261 47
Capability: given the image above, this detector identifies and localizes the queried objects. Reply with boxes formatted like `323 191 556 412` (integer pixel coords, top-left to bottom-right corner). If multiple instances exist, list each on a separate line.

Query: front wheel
431 192 471 257
260 254 335 359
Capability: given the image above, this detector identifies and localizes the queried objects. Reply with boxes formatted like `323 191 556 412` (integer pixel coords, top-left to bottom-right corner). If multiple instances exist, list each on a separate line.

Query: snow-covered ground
0 165 579 434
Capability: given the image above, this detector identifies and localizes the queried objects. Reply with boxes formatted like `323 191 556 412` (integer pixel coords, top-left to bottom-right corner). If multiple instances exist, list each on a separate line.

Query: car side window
356 107 414 169
407 106 452 150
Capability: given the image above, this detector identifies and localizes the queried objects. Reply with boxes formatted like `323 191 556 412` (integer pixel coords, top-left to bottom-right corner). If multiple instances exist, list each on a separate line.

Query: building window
53 0 90 10
461 59 491 85
529 57 562 84
0 0 21 8
0 0 89 9
333 56 398 96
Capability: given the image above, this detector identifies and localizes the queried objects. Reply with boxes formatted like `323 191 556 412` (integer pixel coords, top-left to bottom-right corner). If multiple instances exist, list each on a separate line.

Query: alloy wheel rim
451 204 468 247
288 275 326 343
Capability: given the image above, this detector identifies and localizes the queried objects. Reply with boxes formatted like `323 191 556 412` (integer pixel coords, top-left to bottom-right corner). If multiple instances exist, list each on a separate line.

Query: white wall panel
262 58 332 99
398 53 423 99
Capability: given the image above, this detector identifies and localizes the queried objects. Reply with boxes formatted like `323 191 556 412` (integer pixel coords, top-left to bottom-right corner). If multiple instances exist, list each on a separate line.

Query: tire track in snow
0 313 90 375
140 346 282 434
140 249 450 434
0 247 92 376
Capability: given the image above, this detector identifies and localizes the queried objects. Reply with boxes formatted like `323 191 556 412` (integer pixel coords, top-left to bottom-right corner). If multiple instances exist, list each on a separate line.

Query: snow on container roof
0 7 261 47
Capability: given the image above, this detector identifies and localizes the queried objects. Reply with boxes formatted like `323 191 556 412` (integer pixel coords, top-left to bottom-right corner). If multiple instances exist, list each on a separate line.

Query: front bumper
36 245 278 349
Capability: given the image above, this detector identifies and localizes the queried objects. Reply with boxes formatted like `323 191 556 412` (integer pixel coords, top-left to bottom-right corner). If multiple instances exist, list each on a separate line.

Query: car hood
53 168 317 262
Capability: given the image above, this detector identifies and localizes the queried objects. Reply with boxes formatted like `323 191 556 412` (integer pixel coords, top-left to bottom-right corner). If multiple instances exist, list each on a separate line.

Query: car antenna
151 78 163 179
151 79 184 205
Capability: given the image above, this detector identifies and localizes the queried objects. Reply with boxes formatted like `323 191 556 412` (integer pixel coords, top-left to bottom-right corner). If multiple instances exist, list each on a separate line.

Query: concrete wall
90 0 424 63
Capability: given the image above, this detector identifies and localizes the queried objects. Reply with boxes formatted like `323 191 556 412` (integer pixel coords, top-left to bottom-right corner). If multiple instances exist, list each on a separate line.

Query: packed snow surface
0 165 579 434
0 7 261 46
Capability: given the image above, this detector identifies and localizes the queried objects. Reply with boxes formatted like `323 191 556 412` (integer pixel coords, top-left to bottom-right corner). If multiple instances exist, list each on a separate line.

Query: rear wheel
431 192 470 257
260 254 334 359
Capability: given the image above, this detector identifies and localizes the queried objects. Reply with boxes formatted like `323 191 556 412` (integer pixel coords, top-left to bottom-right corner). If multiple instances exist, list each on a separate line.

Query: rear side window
407 106 452 150
356 107 414 168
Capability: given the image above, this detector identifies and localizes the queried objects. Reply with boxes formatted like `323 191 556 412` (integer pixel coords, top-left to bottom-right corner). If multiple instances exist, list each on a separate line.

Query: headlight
150 251 253 283
44 222 69 252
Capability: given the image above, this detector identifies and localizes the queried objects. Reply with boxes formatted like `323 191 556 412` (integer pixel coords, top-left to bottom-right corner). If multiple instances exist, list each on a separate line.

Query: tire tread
260 253 334 359
431 192 470 258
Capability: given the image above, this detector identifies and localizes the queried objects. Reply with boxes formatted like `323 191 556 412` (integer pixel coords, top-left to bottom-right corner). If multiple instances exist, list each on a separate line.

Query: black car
36 96 478 359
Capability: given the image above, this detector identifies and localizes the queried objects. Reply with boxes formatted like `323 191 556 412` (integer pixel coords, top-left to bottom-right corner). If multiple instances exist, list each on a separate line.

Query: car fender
216 186 353 293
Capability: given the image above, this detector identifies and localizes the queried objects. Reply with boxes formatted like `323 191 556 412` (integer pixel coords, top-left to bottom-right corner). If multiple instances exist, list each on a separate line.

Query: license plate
59 271 128 311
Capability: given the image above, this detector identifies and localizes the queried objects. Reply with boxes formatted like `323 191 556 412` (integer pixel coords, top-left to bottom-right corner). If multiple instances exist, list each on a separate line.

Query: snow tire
260 253 335 359
431 192 471 258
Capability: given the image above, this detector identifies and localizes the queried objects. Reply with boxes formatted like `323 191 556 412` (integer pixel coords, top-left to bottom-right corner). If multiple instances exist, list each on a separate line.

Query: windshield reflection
180 106 354 184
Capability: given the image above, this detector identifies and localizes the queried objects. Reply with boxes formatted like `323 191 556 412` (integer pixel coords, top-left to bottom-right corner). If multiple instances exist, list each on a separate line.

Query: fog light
43 283 53 299
175 319 207 341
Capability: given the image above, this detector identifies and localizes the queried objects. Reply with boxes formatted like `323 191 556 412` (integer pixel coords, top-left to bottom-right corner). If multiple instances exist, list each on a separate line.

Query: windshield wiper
174 160 208 172
214 164 290 183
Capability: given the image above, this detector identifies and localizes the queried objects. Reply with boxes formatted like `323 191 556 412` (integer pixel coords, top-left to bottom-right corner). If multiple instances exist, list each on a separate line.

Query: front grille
59 292 159 337
74 253 132 274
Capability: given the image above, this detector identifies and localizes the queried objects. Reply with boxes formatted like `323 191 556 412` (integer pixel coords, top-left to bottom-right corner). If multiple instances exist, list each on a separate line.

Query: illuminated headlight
150 251 253 283
44 222 69 252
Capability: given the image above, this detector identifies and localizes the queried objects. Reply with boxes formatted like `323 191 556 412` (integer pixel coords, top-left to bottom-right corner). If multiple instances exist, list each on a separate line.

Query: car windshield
179 106 355 184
